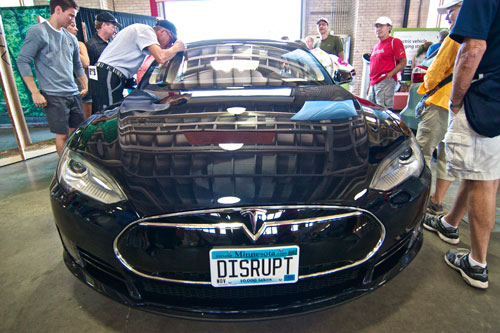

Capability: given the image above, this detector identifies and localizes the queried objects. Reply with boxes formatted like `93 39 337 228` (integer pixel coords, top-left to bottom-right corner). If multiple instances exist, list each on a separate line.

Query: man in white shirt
92 20 185 111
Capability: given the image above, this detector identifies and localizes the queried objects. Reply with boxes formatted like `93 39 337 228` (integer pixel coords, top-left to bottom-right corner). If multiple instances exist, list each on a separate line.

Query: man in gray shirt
92 20 185 112
17 0 87 155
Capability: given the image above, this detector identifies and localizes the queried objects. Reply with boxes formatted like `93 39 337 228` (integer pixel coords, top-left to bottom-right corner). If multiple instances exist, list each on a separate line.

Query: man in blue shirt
426 29 449 57
424 0 500 289
17 0 87 155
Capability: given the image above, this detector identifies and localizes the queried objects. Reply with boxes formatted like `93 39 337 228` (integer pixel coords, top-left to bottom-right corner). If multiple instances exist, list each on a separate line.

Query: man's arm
21 76 47 108
76 75 88 97
335 37 344 60
17 28 47 107
387 57 407 78
148 40 186 64
79 42 90 69
449 38 486 113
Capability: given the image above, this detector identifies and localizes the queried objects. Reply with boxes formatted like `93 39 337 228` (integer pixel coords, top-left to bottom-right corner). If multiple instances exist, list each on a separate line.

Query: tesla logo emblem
241 209 267 234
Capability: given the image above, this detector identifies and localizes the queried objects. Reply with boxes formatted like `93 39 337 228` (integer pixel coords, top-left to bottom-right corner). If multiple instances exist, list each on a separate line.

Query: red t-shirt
369 37 406 85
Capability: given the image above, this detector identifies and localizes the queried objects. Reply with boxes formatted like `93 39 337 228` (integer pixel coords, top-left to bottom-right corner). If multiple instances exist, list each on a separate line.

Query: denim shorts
82 93 92 103
42 93 84 134
444 106 500 180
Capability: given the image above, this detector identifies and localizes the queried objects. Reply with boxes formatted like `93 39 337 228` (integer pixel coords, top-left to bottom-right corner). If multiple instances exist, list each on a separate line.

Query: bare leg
467 179 499 264
83 102 92 119
443 179 469 228
431 178 453 205
55 133 68 156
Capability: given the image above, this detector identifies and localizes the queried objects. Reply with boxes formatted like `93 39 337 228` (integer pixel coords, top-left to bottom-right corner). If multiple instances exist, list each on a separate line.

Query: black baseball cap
96 12 122 28
156 20 177 40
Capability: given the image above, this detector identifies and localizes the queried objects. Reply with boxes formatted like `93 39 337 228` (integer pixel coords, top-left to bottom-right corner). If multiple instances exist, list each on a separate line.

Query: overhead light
218 143 244 151
227 107 246 115
217 196 241 204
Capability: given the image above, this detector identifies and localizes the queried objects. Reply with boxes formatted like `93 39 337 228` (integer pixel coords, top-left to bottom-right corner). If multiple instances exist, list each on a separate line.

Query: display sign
392 28 442 67
391 28 442 81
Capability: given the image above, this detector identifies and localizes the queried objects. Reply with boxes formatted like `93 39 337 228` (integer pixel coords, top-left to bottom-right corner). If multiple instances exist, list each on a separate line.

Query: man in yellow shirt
416 0 461 218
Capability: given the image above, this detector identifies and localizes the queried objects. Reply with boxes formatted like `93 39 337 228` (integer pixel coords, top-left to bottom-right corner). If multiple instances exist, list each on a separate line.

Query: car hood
71 86 405 216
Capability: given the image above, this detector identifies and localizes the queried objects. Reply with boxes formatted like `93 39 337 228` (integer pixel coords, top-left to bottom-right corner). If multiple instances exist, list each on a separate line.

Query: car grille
114 206 385 284
140 268 361 299
78 248 124 281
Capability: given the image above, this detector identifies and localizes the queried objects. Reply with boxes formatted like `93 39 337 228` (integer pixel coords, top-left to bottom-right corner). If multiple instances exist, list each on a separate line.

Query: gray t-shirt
17 20 83 96
98 24 160 79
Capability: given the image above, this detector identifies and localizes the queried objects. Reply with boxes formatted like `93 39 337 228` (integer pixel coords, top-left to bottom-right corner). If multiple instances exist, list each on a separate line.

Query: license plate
209 246 299 287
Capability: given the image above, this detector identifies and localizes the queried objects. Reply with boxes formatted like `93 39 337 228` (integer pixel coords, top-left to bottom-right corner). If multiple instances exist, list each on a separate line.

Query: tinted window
142 42 332 92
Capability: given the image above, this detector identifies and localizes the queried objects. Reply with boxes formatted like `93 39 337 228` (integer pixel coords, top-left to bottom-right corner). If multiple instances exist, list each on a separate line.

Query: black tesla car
50 39 430 320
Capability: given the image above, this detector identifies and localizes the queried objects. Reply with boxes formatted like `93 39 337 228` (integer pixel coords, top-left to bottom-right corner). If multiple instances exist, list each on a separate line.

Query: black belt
96 62 127 81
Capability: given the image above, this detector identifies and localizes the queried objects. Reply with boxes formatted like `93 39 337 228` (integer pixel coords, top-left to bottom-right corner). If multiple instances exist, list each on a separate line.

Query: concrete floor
1 152 499 332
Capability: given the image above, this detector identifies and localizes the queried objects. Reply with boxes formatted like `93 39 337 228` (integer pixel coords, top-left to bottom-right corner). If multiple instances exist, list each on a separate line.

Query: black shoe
427 198 444 215
423 215 459 244
444 249 488 289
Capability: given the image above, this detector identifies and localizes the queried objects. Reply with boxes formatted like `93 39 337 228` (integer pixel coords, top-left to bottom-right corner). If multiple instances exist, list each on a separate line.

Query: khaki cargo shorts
368 77 396 109
444 107 500 180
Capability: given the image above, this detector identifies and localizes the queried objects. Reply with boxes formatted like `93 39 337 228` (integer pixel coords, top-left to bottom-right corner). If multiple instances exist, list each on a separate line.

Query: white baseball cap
375 16 392 26
437 0 462 14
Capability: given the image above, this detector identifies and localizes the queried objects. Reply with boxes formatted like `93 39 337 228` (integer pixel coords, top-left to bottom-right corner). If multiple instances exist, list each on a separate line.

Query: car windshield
141 42 332 93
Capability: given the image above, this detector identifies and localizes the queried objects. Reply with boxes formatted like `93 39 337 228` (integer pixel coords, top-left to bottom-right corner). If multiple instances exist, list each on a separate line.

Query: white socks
441 216 457 229
469 254 487 268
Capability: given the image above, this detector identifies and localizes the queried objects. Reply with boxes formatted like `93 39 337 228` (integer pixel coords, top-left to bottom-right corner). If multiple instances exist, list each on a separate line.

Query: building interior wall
24 0 432 96
73 0 430 95
303 0 430 94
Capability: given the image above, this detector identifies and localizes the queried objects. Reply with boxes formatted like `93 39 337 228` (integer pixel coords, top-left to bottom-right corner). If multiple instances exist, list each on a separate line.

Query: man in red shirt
368 16 407 109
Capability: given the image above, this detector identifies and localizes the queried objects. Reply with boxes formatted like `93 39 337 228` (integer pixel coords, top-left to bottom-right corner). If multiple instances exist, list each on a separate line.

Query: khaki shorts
444 106 500 180
416 103 454 182
368 77 396 109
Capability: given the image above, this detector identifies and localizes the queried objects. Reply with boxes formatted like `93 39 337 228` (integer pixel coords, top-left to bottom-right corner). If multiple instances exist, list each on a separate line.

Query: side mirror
333 69 353 85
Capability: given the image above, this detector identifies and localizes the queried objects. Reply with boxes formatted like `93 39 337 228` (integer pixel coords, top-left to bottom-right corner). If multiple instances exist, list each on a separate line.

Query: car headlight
56 149 127 204
369 136 424 191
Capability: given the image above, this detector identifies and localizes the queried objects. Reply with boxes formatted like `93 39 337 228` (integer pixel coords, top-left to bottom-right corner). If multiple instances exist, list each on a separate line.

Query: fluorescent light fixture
187 88 292 97
217 196 241 204
218 143 244 151
210 60 259 72
227 107 246 115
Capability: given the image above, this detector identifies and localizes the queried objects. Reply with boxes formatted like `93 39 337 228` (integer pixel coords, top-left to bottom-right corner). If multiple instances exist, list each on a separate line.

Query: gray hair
438 29 449 42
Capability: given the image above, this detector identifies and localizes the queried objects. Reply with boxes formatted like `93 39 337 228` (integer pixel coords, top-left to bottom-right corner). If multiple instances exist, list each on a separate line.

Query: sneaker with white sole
444 249 488 289
423 214 459 244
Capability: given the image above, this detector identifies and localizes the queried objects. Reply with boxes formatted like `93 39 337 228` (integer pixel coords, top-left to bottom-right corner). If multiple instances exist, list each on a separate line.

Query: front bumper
62 223 423 320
